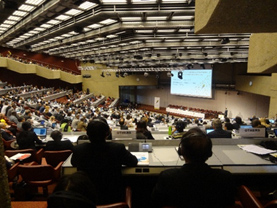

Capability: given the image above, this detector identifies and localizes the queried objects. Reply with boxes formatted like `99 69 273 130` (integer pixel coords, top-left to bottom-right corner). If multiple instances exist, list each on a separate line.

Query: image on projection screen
170 69 212 98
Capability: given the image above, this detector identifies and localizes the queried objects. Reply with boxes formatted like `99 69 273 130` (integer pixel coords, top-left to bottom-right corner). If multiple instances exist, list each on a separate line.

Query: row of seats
9 185 277 208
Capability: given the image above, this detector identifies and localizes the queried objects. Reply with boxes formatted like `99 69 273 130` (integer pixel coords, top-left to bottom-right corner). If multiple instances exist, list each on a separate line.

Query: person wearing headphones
71 117 138 205
152 128 236 208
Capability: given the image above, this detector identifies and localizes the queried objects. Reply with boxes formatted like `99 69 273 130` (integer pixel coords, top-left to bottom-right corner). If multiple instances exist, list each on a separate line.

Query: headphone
47 190 96 208
178 132 212 160
88 118 111 139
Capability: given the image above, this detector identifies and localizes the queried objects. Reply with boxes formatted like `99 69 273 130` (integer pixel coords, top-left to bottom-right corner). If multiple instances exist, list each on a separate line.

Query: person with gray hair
207 119 232 139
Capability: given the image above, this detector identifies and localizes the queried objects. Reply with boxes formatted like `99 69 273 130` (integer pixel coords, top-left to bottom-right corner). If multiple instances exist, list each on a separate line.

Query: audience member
16 121 43 150
0 123 15 141
45 130 74 151
71 117 138 204
232 116 244 130
152 129 236 207
136 119 155 140
119 117 128 130
172 120 186 139
48 171 96 208
207 119 232 138
60 119 72 132
76 117 87 131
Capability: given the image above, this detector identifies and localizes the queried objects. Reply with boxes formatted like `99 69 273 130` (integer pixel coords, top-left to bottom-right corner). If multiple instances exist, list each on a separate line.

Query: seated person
0 123 15 141
172 120 186 139
76 117 87 131
119 118 128 130
60 119 72 132
45 130 74 151
207 119 232 139
48 171 97 208
71 117 138 205
152 129 236 207
232 116 244 130
16 121 43 150
136 119 155 140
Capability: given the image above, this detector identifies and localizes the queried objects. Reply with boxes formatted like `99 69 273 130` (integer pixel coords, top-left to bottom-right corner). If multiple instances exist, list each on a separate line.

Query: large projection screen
170 69 213 98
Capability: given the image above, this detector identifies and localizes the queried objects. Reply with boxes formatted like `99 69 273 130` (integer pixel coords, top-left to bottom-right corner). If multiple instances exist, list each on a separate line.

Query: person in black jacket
152 129 236 208
71 117 138 205
16 121 43 150
45 130 74 151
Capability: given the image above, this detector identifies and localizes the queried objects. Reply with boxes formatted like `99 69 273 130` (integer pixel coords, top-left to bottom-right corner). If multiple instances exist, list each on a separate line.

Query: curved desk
62 138 277 176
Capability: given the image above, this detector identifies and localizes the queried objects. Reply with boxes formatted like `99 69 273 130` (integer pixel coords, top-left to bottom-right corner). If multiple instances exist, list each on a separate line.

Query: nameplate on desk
112 129 136 140
239 128 266 138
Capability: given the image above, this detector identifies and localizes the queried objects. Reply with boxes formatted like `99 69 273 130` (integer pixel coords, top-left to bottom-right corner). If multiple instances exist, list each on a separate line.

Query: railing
18 88 53 98
3 55 81 75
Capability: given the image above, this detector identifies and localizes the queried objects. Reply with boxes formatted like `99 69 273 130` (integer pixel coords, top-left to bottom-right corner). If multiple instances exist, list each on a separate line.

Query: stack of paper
10 153 31 161
238 144 277 155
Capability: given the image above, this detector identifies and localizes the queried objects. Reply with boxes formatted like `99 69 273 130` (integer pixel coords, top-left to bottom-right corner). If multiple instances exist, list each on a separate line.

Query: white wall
136 86 270 120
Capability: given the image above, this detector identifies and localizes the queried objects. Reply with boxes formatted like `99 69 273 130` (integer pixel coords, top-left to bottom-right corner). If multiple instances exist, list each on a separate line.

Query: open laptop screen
33 128 47 137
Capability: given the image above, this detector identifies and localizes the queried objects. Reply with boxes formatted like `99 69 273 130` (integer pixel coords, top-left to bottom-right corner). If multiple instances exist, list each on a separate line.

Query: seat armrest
97 202 129 208
125 186 132 208
264 200 277 208
35 148 44 164
53 162 63 180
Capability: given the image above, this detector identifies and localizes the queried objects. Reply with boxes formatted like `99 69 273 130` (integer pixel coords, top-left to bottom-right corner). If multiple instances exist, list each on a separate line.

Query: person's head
212 119 222 130
180 129 212 164
175 120 185 132
50 130 63 142
22 121 32 131
224 122 234 130
136 119 147 132
48 171 96 208
252 118 262 128
18 116 25 123
86 117 110 143
235 116 242 124
224 117 230 123
119 118 125 126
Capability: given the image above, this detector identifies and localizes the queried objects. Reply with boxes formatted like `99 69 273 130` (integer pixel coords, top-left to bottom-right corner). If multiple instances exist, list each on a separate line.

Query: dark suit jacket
45 140 74 151
16 131 43 150
152 163 236 208
207 129 232 139
71 142 138 204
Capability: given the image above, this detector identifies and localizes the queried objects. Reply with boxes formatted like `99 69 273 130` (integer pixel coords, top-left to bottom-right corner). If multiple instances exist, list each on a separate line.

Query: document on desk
238 144 277 155
10 153 31 160
131 152 149 165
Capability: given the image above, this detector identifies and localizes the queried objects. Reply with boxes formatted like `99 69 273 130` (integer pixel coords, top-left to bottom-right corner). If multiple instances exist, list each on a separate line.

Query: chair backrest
18 164 55 183
5 148 44 164
44 150 72 167
238 185 264 208
5 149 37 163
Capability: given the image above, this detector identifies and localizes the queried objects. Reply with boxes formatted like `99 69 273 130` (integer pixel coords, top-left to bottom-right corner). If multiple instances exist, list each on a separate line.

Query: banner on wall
154 97 160 109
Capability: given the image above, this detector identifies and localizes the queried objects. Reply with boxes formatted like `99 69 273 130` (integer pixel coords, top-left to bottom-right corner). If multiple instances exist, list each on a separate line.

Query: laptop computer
33 127 47 139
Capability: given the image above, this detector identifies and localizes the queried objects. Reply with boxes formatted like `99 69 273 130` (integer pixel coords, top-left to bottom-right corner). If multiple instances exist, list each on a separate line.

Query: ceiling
0 0 250 71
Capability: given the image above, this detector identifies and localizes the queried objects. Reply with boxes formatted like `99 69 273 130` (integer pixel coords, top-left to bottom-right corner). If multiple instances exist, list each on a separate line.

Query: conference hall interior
1 0 277 208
